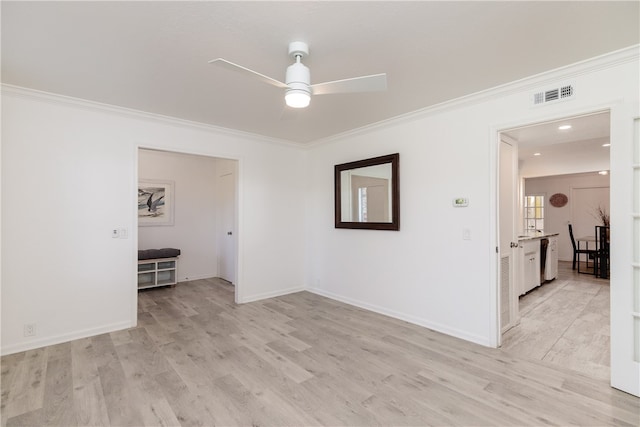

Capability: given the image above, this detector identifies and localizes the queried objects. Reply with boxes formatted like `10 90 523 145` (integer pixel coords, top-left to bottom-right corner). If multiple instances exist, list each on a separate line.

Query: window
358 187 368 222
524 195 544 231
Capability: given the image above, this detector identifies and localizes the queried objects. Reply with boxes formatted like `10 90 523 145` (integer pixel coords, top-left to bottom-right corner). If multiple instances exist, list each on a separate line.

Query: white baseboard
240 286 305 304
307 287 492 347
1 287 490 354
1 320 134 356
178 273 218 282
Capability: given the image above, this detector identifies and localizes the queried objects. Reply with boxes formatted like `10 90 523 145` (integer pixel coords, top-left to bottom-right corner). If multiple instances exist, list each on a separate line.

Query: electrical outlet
463 228 471 240
23 323 36 337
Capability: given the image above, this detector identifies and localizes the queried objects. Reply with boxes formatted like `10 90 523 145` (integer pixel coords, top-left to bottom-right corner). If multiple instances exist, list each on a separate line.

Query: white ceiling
504 111 611 178
2 1 638 144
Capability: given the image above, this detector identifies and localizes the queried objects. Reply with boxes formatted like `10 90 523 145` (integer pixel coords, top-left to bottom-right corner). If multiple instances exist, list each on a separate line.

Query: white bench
137 248 180 290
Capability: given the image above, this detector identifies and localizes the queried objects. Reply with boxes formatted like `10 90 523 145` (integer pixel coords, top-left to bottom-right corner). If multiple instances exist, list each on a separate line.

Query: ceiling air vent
531 84 575 106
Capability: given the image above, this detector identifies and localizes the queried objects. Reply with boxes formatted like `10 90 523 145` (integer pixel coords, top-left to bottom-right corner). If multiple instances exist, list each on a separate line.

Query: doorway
136 148 239 301
497 111 611 380
217 165 237 284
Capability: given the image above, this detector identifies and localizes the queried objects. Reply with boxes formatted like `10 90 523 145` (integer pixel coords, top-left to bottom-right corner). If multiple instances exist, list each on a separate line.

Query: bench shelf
138 257 178 290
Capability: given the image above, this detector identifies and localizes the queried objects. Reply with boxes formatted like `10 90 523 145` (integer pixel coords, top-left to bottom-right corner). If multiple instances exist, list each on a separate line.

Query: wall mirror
334 153 399 230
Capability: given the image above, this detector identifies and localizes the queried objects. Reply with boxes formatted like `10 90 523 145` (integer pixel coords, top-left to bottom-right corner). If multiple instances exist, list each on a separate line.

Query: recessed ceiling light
598 170 608 175
534 152 541 156
558 124 572 130
602 143 611 147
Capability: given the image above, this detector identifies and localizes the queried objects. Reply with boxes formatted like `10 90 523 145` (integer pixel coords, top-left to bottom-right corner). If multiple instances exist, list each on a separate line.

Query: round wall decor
549 193 568 207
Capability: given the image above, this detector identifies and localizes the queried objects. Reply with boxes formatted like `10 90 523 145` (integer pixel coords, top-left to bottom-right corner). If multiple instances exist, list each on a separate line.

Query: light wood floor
501 261 610 381
2 277 638 426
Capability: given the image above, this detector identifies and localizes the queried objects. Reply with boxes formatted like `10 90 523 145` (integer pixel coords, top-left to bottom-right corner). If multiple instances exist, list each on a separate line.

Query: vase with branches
592 205 610 227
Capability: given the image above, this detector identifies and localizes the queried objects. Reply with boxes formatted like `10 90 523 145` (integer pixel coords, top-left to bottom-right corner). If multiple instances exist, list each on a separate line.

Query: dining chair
594 225 610 279
568 223 597 271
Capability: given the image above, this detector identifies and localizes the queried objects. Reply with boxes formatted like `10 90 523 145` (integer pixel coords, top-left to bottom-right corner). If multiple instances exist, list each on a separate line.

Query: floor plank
1 276 638 426
502 260 611 380
42 352 75 426
3 348 47 422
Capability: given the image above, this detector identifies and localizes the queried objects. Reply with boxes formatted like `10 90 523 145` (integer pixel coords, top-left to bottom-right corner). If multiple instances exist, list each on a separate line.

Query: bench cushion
138 248 181 260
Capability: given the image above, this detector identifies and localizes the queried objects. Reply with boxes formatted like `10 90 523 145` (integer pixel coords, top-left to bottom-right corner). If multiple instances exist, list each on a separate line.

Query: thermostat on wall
453 197 469 207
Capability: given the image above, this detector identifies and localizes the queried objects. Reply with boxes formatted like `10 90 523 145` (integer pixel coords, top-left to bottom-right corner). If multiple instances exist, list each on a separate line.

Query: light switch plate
453 197 469 207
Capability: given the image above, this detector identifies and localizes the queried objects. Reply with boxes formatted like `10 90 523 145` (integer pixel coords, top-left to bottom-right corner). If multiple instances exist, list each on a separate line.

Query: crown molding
0 84 306 149
308 44 640 148
3 45 637 149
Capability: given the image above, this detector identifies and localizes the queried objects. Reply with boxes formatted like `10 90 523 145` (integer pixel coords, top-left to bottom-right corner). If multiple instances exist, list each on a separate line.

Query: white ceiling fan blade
311 73 387 95
208 58 288 89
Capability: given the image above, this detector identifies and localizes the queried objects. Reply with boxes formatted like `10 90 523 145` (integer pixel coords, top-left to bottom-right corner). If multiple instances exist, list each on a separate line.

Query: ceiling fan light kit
285 89 311 108
284 53 311 108
209 41 387 109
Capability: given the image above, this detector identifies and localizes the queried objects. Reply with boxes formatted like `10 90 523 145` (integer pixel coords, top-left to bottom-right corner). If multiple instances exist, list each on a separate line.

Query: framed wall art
138 180 174 226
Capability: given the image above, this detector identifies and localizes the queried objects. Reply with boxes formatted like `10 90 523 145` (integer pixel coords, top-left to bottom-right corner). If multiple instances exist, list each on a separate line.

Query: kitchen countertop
517 231 560 241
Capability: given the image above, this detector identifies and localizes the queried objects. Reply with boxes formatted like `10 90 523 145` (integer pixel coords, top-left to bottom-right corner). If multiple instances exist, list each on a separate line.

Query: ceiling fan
209 41 387 108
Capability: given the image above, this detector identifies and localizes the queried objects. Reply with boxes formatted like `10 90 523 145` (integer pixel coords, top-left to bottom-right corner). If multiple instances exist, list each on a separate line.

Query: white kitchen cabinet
517 233 559 296
521 239 540 295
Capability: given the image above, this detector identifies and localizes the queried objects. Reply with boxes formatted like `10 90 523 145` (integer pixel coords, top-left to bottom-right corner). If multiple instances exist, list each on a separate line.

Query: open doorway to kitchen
498 111 611 381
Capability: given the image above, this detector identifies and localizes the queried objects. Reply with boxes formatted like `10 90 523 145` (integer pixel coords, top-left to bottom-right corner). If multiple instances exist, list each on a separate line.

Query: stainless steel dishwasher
539 238 549 284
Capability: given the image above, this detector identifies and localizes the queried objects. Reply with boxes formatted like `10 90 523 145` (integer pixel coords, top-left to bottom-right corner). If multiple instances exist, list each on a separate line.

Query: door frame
490 103 640 396
133 146 242 323
491 110 616 347
491 106 612 346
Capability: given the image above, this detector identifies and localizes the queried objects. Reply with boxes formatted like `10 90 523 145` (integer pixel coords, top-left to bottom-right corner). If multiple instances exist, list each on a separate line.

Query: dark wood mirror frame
334 153 400 230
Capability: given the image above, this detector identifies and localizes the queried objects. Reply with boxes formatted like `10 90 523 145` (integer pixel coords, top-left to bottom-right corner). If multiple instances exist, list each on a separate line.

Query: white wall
524 172 610 262
138 149 218 282
1 88 307 355
305 47 639 361
306 103 499 345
